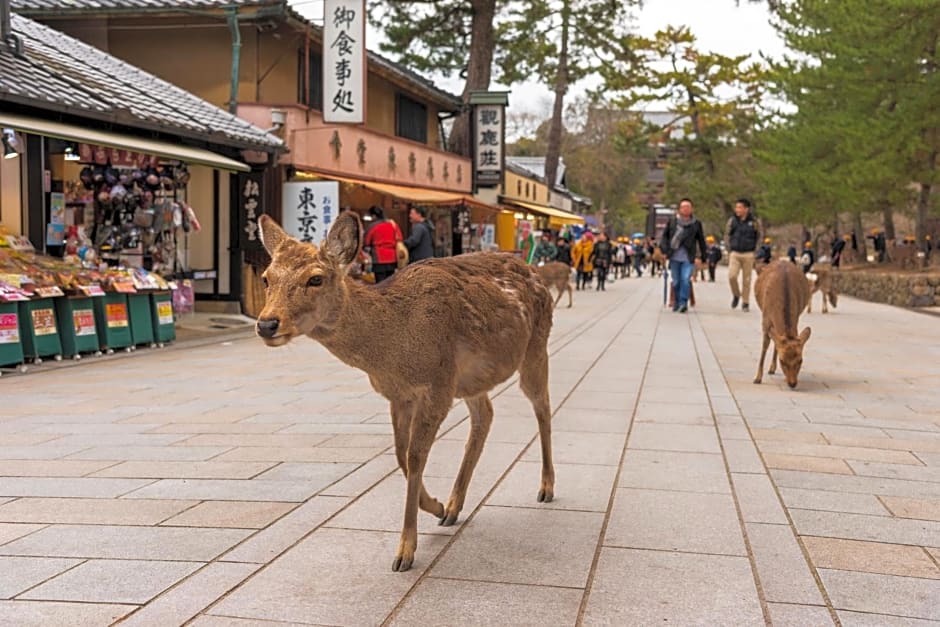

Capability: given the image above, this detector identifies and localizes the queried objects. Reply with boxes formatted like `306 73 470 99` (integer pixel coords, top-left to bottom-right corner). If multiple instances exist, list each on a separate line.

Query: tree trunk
853 211 867 259
882 203 896 242
915 150 937 257
544 0 571 196
448 0 497 156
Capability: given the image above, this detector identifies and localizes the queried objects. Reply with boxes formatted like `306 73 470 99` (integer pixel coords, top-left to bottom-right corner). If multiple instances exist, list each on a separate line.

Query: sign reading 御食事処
281 181 340 246
323 0 366 124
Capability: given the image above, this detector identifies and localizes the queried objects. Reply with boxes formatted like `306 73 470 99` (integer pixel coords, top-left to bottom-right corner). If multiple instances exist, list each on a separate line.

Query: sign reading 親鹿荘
281 181 339 246
474 103 505 187
73 309 96 336
323 0 365 124
0 313 19 344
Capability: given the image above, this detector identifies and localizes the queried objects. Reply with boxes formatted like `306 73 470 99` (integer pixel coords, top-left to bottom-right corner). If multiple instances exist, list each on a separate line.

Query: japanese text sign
323 0 366 123
474 104 504 186
282 181 340 246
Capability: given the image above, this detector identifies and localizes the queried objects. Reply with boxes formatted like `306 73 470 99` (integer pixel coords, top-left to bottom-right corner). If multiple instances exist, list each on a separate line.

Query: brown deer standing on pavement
805 265 838 314
753 260 813 388
536 261 574 308
255 213 555 572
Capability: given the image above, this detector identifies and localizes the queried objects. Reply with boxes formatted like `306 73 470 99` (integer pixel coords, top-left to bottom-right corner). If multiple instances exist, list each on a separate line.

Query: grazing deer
753 260 812 388
806 265 838 314
255 213 555 572
536 261 573 308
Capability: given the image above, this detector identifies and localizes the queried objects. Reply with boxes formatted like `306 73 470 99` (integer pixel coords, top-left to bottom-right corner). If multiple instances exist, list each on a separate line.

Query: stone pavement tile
161 501 296 529
758 441 922 465
0 477 152 498
747 522 824 605
522 431 625 466
849 461 940 483
92 461 277 480
837 610 940 626
549 409 632 434
213 446 384 463
710 395 740 415
278 422 393 435
0 434 60 446
723 439 766 473
389 577 582 626
122 478 326 502
116 562 261 627
0 600 136 626
802 536 940 579
640 386 709 405
627 423 720 454
253 461 358 484
0 557 80 599
149 422 291 434
441 414 536 443
178 433 334 448
778 487 890 516
0 498 195 525
68 446 233 462
604 488 746 556
45 433 189 448
0 446 90 460
0 525 251 561
633 402 713 426
732 473 788 524
426 439 524 480
827 435 940 455
819 569 940 621
767 603 835 626
716 417 752 441
220 496 348 564
917 452 940 467
21 559 202 604
617 449 730 494
190 615 310 627
562 391 637 411
0 460 117 477
431 506 603 588
790 509 940 548
488 461 617 512
210 528 448 626
752 427 826 443
881 496 940 522
319 455 398 498
0 524 45 547
245 411 374 425
772 470 940 500
763 453 854 475
320 434 394 448
582 548 763 626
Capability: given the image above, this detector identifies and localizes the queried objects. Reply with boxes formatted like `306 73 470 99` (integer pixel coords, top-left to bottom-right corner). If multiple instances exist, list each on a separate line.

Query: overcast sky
293 0 786 115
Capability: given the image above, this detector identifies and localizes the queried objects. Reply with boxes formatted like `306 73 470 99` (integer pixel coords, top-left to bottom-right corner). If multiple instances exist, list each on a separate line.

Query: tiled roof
12 0 276 11
1 14 283 151
507 156 567 188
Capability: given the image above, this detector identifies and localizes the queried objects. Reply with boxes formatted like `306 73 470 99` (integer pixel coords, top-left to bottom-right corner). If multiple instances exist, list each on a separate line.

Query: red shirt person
364 206 404 282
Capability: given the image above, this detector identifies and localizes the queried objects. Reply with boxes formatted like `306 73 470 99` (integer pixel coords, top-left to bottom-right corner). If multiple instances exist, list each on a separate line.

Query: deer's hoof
537 488 554 503
753 378 762 385
391 556 413 572
439 511 459 527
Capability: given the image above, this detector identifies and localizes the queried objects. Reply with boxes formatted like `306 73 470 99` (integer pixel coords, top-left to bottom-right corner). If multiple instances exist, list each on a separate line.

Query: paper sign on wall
281 181 339 246
105 303 128 328
31 308 57 336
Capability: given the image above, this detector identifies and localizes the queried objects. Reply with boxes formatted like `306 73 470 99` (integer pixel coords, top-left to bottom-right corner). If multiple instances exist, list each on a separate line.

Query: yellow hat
804 241 812 248
904 235 915 242
763 237 771 244
870 228 879 235
843 234 851 241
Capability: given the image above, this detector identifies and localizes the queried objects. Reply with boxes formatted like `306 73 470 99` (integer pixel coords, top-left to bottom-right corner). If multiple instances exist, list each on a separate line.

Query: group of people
362 205 435 283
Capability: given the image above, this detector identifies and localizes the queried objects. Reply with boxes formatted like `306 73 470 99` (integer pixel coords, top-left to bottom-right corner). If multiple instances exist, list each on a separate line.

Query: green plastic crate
93 292 132 352
0 301 26 372
55 296 101 359
127 293 155 347
150 291 176 345
18 298 63 363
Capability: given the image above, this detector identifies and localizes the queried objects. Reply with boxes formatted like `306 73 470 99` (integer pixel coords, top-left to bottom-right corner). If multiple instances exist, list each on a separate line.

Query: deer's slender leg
552 287 564 309
393 396 448 573
566 283 573 308
440 394 493 527
754 331 771 384
520 341 554 503
769 344 778 375
390 400 443 518
821 291 828 313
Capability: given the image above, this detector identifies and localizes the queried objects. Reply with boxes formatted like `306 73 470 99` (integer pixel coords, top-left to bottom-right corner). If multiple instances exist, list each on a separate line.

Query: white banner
323 0 366 124
282 181 340 246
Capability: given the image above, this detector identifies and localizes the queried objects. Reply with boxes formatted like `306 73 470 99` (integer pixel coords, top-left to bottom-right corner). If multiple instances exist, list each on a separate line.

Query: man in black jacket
404 206 434 263
724 198 761 312
660 198 707 313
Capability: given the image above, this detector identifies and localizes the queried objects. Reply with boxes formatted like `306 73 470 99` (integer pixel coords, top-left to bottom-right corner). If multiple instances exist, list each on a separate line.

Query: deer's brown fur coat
536 261 573 308
754 260 813 388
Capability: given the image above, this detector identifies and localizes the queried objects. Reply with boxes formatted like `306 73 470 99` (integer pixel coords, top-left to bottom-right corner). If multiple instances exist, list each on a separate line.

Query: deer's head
775 327 811 388
255 212 362 346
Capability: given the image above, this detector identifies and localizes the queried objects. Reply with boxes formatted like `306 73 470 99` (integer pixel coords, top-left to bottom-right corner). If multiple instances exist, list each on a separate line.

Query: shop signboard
0 313 19 344
239 172 264 250
105 303 129 328
156 301 174 326
323 0 366 124
78 144 157 168
78 285 105 297
31 308 57 336
469 92 509 189
35 286 64 298
73 309 96 336
281 181 339 246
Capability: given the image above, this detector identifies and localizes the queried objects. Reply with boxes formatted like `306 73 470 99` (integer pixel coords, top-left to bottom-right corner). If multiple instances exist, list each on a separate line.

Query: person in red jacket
364 206 404 283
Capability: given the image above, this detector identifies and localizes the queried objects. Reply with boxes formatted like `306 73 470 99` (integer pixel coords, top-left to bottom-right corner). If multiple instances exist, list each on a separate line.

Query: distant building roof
1 14 283 151
12 0 463 111
506 156 567 188
638 110 688 140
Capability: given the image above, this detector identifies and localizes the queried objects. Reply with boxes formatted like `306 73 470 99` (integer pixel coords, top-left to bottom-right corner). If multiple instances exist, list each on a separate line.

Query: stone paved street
1 268 939 626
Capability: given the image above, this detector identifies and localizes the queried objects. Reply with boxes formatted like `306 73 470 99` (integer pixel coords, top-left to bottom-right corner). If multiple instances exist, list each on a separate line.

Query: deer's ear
799 326 812 345
323 211 362 266
258 214 289 255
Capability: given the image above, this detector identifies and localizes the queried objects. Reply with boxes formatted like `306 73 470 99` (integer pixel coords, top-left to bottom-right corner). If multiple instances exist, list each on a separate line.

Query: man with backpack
724 197 762 312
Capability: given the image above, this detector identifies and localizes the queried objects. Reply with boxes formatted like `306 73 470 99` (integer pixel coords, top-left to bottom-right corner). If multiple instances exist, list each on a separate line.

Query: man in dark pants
404 206 434 263
660 198 707 313
724 198 761 312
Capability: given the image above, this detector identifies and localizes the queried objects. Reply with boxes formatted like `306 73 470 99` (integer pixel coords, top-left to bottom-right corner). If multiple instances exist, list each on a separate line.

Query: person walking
632 238 646 278
533 232 557 264
363 206 404 283
591 232 614 291
404 206 434 263
831 235 847 268
571 231 595 290
660 198 707 313
787 242 798 264
756 237 773 265
555 237 572 266
800 241 815 274
724 197 761 312
706 236 722 282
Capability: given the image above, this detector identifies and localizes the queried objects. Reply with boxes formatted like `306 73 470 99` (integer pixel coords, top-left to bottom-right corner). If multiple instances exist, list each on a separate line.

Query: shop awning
298 172 501 212
502 199 585 225
0 112 251 172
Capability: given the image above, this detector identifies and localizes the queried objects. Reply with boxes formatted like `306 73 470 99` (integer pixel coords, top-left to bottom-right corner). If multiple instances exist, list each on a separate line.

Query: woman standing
571 231 595 291
364 206 404 283
591 232 614 291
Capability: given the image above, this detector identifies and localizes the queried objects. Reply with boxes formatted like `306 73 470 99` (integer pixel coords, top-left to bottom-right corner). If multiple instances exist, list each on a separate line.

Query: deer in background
536 261 574 308
255 213 555 572
754 260 813 389
806 264 838 314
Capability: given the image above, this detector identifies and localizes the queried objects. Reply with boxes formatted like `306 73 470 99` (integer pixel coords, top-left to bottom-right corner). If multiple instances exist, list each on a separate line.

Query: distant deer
255 213 555 572
753 260 813 388
536 261 573 308
806 265 838 314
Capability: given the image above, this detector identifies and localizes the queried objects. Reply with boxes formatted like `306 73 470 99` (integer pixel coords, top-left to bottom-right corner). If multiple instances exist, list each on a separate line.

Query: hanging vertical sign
281 181 340 246
323 0 366 124
469 91 509 188
239 172 264 250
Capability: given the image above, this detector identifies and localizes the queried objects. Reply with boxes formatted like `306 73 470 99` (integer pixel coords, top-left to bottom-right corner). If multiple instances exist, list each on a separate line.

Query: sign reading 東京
323 0 366 124
282 181 340 246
